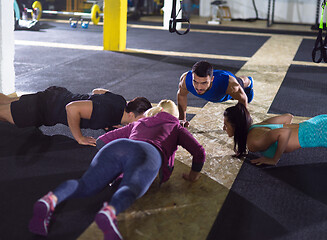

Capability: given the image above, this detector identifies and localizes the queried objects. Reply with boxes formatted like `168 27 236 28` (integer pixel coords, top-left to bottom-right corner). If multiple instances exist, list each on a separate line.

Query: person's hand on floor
77 136 96 147
183 170 200 182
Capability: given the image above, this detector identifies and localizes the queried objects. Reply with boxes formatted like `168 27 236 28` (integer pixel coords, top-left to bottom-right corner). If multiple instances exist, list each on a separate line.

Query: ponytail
224 103 252 157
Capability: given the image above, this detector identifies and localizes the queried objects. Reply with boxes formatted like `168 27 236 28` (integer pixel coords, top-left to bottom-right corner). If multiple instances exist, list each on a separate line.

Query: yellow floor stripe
292 60 327 67
125 48 250 61
16 39 327 67
128 23 274 37
14 40 250 61
15 40 103 51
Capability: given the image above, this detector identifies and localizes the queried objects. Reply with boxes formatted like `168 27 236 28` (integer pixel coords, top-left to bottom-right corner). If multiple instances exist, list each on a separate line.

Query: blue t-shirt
185 70 235 102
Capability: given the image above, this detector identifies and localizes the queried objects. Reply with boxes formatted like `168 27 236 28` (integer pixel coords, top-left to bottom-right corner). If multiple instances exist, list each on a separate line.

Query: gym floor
4 14 327 239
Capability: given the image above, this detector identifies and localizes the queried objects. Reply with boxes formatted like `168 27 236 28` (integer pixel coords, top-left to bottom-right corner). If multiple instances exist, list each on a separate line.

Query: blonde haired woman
29 100 205 240
145 99 179 118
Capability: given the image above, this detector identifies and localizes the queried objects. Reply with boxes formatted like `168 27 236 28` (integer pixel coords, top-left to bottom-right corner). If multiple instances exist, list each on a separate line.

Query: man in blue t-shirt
177 61 254 127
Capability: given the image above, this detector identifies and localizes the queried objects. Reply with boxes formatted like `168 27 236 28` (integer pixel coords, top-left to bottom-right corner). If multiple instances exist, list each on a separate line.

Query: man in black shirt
0 86 152 146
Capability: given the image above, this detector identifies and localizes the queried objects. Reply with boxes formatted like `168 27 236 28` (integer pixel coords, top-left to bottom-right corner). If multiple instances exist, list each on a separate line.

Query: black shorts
10 86 87 128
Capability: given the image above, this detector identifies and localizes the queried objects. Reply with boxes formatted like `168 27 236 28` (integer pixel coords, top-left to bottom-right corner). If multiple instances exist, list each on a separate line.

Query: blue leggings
53 139 162 214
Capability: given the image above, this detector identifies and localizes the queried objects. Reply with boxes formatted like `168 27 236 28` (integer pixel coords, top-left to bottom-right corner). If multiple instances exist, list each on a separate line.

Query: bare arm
92 88 109 95
65 100 96 146
261 113 294 125
177 72 189 125
178 127 206 182
250 128 292 165
226 76 248 108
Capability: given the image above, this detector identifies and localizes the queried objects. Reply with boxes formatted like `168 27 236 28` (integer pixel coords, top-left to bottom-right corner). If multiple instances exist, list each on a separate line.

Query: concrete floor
12 15 327 240
79 17 326 240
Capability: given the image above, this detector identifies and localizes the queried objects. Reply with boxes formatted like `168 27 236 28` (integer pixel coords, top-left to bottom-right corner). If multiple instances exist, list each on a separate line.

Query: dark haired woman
223 103 327 165
0 86 152 146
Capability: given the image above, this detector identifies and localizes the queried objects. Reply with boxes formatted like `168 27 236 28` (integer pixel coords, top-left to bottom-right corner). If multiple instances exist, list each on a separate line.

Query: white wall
0 0 15 94
201 0 318 24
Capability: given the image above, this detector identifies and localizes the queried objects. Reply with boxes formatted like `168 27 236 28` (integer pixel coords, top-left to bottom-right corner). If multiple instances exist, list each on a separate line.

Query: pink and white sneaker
95 203 123 240
28 192 56 236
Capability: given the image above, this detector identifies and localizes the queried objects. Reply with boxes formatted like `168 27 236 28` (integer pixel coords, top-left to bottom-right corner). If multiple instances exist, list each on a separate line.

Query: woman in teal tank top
223 103 327 165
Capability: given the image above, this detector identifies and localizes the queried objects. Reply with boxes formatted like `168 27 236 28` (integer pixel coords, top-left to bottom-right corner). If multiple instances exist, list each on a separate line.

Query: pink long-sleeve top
97 112 206 183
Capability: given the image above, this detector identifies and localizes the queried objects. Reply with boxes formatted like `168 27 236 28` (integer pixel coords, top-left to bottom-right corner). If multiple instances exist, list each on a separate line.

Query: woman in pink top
29 100 205 240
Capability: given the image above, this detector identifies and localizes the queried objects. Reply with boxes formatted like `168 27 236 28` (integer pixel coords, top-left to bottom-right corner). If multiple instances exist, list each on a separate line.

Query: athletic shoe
95 203 123 240
244 76 254 103
28 192 55 236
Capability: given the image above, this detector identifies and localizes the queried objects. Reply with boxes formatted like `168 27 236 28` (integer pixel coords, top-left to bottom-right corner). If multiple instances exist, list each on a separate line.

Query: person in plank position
223 103 327 165
177 60 254 127
28 100 206 239
0 86 151 146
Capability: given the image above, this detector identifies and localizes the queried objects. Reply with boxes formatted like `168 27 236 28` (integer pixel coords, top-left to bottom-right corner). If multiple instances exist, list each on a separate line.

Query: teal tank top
248 124 284 158
185 70 235 102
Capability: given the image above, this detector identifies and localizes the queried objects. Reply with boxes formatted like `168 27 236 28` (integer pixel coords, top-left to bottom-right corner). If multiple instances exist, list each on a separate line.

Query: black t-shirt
11 86 126 129
82 91 126 129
